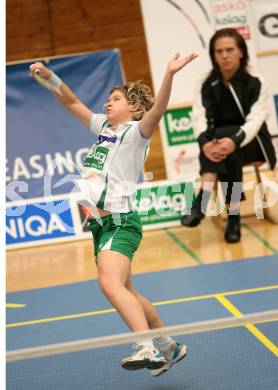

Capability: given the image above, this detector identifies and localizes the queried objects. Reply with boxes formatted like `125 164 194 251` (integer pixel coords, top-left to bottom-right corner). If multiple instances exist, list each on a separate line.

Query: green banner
163 106 196 146
134 182 195 225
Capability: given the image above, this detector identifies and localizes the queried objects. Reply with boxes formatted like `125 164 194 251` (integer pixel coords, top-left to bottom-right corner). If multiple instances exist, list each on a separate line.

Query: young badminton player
29 52 197 376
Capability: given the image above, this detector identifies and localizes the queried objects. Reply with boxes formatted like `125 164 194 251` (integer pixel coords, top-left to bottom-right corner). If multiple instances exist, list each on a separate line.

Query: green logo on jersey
163 106 196 146
83 146 109 171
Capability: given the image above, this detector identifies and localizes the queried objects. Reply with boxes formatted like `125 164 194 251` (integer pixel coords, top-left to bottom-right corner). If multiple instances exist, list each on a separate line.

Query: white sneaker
150 342 188 377
121 344 166 371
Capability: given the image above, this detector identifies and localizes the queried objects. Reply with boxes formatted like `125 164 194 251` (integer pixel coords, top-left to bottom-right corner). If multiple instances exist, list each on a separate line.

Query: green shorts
87 210 143 261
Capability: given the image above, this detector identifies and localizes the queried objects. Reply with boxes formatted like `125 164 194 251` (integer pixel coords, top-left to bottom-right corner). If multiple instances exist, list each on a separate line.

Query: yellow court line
153 284 278 307
6 308 116 328
6 303 26 308
6 284 278 329
216 295 278 358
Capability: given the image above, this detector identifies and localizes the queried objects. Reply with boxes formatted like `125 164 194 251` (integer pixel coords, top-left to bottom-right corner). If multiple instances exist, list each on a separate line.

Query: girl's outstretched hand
167 52 198 75
29 62 52 79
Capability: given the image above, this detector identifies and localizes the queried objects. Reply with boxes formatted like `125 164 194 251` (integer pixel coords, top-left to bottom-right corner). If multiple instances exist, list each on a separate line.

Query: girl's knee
98 277 121 302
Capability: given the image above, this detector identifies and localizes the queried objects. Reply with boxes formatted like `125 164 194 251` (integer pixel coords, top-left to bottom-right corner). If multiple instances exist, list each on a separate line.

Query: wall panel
6 0 166 179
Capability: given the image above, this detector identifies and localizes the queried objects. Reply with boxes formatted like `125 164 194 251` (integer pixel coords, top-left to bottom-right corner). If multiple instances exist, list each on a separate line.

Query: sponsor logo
83 145 109 171
77 182 195 227
6 200 75 245
6 148 88 183
133 182 195 225
212 0 251 39
163 106 196 146
259 13 278 38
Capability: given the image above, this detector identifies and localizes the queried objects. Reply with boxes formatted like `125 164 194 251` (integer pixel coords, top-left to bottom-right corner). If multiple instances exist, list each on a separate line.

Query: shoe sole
122 359 165 371
151 347 188 377
224 235 241 243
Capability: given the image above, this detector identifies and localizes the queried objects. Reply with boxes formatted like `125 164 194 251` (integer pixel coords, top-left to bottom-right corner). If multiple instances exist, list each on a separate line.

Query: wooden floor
6 169 278 293
6 216 277 293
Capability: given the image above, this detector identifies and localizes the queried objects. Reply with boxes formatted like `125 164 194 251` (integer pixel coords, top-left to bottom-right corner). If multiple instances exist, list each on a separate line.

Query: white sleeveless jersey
79 113 150 212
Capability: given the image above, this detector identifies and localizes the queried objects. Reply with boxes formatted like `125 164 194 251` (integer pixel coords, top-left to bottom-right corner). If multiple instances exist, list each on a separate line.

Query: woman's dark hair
209 28 249 76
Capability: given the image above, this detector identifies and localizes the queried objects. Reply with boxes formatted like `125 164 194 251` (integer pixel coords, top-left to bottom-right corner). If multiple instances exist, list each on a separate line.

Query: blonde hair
110 81 154 120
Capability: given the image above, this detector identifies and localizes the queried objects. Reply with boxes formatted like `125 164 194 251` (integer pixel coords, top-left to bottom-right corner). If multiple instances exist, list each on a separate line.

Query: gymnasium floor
7 254 278 390
6 215 278 293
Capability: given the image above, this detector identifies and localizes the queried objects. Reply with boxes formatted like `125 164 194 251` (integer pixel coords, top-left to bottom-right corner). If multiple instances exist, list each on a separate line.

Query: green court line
8 284 277 329
163 228 203 264
242 223 278 254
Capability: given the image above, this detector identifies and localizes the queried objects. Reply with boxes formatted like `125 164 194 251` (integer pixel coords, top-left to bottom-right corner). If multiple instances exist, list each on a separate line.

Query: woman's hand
203 140 227 162
202 138 236 162
216 137 236 155
29 62 53 79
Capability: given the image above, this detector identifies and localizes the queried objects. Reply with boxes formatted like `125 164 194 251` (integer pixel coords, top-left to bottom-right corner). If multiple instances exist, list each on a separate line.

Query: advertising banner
140 0 214 180
162 104 200 181
6 199 75 246
249 1 278 52
134 181 194 228
275 95 278 121
76 180 195 234
6 50 123 201
163 106 196 146
249 0 278 138
211 0 251 39
140 0 260 180
6 179 196 249
6 50 124 248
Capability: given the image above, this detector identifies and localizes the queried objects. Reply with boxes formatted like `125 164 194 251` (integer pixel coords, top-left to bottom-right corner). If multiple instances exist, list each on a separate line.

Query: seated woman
181 28 276 243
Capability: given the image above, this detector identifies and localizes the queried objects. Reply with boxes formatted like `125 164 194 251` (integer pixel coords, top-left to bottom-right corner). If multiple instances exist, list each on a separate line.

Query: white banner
211 0 251 39
140 0 214 180
249 0 278 136
250 0 278 52
140 0 259 180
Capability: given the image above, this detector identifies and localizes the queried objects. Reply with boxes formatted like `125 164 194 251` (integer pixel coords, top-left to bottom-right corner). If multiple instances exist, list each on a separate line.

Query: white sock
137 339 155 349
154 336 175 352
